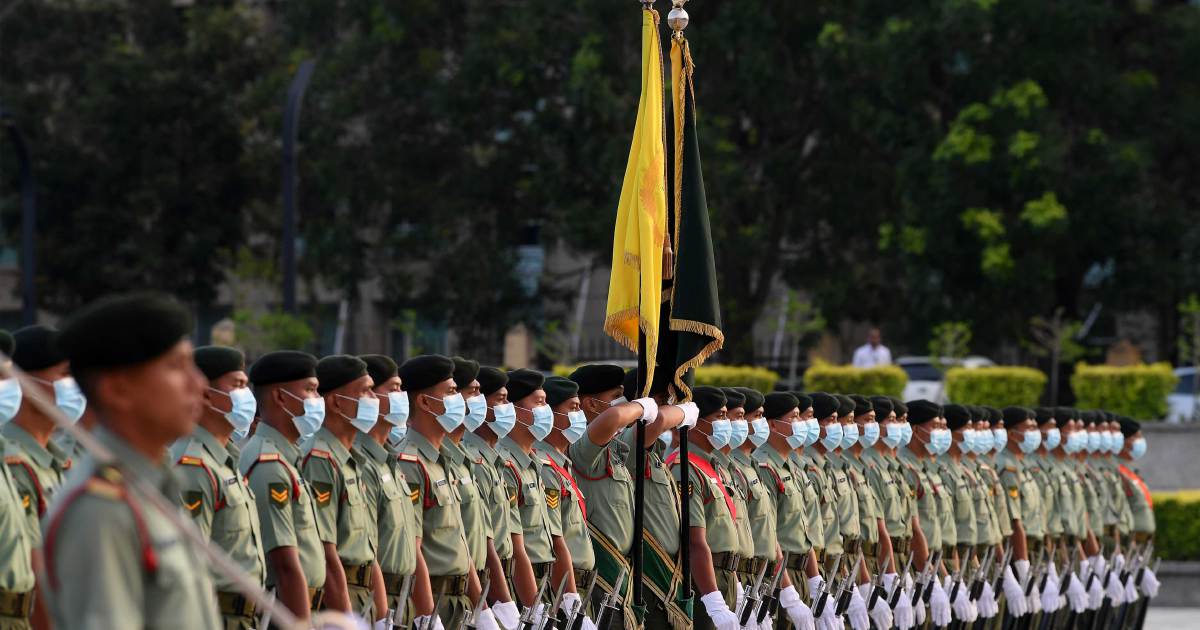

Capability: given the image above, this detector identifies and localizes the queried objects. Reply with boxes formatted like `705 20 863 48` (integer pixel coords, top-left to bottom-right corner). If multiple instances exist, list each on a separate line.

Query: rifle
836 552 865 616
540 574 569 630
944 548 973 630
866 554 889 612
969 547 995 601
566 570 599 630
1134 542 1154 589
763 552 799 623
990 545 1013 597
812 553 843 618
888 554 914 610
913 549 943 607
593 564 628 630
390 573 414 629
424 582 448 630
519 574 551 630
461 576 492 630
737 559 771 626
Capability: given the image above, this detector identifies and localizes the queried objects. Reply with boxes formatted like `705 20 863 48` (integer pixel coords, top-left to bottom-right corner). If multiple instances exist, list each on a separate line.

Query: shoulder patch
309 449 332 459
546 488 560 509
178 455 204 466
268 482 291 508
257 453 281 462
182 490 204 516
1009 487 1019 499
399 454 419 462
311 481 333 507
408 484 420 505
20 492 32 512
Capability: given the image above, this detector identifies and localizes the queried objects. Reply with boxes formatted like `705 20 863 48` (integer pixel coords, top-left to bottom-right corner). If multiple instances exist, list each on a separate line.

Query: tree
1027 308 1088 405
783 292 827 388
1180 295 1200 422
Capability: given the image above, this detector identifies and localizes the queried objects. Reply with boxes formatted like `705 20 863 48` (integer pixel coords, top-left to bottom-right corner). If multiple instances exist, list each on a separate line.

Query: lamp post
281 59 316 314
2 110 36 325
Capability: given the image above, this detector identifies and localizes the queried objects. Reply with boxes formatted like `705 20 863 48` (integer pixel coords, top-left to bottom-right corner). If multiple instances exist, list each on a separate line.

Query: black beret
871 396 894 417
736 387 765 413
986 406 1003 424
693 386 727 418
835 394 856 419
622 369 638 400
721 387 746 410
452 357 481 390
1001 406 1031 427
851 394 874 416
12 325 65 371
1034 407 1055 426
544 376 580 408
398 355 455 392
506 368 545 403
570 364 627 396
249 350 318 386
478 367 508 396
59 293 194 373
943 404 970 430
791 393 813 413
907 400 940 425
891 397 907 416
1079 410 1098 425
193 346 246 381
1053 407 1075 423
810 393 839 420
316 355 368 395
1118 416 1140 437
763 392 799 420
0 330 13 358
360 354 398 387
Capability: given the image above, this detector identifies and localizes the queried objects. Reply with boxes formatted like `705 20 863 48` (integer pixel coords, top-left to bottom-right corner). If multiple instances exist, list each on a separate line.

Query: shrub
802 363 907 397
551 364 781 393
1152 494 1200 561
1071 362 1178 419
945 366 1047 407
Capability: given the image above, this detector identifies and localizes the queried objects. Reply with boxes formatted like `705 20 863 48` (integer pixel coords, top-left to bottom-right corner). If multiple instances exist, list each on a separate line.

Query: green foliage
1152 495 1200 561
551 364 780 394
802 364 908 397
232 309 315 359
961 208 1005 241
1020 192 1068 230
929 321 972 369
945 367 1047 407
1071 363 1179 419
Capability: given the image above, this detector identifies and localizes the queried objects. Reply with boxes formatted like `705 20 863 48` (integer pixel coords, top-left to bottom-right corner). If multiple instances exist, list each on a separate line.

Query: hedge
945 366 1047 407
802 363 907 397
551 364 781 393
1071 362 1178 419
1152 493 1200 561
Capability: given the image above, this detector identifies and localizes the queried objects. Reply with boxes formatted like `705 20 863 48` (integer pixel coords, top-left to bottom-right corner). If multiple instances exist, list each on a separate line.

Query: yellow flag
604 8 667 388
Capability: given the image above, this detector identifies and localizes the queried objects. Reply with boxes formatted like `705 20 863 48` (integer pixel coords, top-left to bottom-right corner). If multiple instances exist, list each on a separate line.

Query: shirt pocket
427 478 459 531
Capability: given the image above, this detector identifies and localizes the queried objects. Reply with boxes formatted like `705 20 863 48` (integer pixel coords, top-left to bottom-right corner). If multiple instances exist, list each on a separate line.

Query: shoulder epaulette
309 449 332 459
1004 466 1018 473
4 455 20 465
176 454 224 510
177 455 204 466
84 477 123 500
258 453 281 462
244 454 300 502
398 453 419 462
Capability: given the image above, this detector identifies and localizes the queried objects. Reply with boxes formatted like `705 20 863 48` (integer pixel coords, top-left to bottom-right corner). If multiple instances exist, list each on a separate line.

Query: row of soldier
0 293 1161 630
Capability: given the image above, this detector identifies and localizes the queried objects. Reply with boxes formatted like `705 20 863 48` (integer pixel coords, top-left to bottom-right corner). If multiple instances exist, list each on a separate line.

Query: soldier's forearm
322 543 351 612
551 536 578 593
689 527 719 594
266 546 312 620
412 544 434 616
370 562 388 621
484 540 513 603
878 519 895 573
911 517 929 570
510 534 538 607
1010 521 1028 562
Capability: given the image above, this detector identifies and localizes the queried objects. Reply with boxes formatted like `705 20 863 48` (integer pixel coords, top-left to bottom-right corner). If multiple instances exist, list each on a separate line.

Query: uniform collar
312 427 355 465
463 431 500 463
192 425 233 467
498 436 533 468
441 436 469 464
354 432 391 464
1 422 68 470
255 423 302 465
729 448 753 466
95 426 175 493
405 429 443 463
753 444 788 467
533 441 569 468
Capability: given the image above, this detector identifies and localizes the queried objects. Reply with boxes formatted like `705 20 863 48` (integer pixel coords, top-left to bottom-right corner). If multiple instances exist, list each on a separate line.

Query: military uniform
937 455 977 560
824 450 860 568
535 441 596 613
353 433 417 618
1116 462 1154 540
2 423 70 545
463 432 514 574
712 450 754 585
624 431 690 630
729 448 776 563
996 449 1045 552
671 449 740 630
42 428 221 629
441 437 489 574
899 448 943 551
0 438 35 630
753 445 812 587
789 450 827 563
174 426 267 630
238 423 327 606
863 448 910 568
844 451 882 569
799 450 840 569
396 430 474 627
570 431 636 628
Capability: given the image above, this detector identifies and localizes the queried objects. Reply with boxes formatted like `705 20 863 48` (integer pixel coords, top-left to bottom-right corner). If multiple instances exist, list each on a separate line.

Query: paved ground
1146 606 1200 629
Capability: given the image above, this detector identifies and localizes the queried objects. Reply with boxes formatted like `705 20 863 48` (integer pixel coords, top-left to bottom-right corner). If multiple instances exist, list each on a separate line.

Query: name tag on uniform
460 477 473 486
781 475 792 483
435 479 448 487
226 477 239 486
381 473 393 483
527 482 537 489
749 479 759 486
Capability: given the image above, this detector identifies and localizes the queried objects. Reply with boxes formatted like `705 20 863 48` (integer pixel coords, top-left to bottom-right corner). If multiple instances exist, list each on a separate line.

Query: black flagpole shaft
680 425 690 598
3 112 36 326
281 59 315 314
633 331 647 608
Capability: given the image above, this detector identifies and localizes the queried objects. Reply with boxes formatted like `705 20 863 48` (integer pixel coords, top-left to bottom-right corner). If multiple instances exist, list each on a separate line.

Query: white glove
893 587 915 630
1026 585 1042 615
859 584 893 630
1066 573 1090 613
817 596 844 630
492 601 520 629
559 592 582 616
1089 555 1106 578
755 612 774 630
1088 573 1104 609
735 581 745 616
779 585 816 630
808 575 826 601
1002 566 1028 617
1013 559 1030 584
949 579 974 622
527 604 545 630
1124 575 1138 604
412 615 445 630
978 581 999 618
579 615 598 630
912 589 926 627
1105 571 1126 604
701 591 739 630
676 401 698 428
1111 553 1126 573
474 609 499 630
883 573 898 594
1140 567 1160 598
844 586 869 630
928 579 951 627
633 397 660 422
373 618 391 630
1041 566 1061 613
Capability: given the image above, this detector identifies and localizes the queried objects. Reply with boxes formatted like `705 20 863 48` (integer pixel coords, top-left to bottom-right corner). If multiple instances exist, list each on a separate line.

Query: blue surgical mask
382 392 409 425
463 395 488 432
992 428 1008 453
707 419 732 449
728 420 749 448
1019 429 1041 453
389 423 407 444
841 423 859 449
805 419 821 446
0 379 22 423
1112 432 1125 453
749 418 770 447
1044 428 1061 450
562 410 587 444
43 377 87 423
882 423 903 448
518 404 554 441
960 429 975 453
232 427 249 444
899 423 913 447
1086 431 1101 453
283 389 325 436
785 420 807 449
975 429 993 454
427 393 466 432
821 422 843 450
490 403 517 439
860 422 880 448
210 387 257 432
658 429 673 449
1130 437 1146 459
337 394 380 433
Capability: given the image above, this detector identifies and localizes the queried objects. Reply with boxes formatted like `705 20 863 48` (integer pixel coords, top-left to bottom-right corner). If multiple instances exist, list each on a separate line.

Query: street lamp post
281 59 316 314
2 110 36 326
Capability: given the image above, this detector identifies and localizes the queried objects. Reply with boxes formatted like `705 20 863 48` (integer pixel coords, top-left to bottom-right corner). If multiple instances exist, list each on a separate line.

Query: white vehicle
1167 366 1197 423
896 355 996 403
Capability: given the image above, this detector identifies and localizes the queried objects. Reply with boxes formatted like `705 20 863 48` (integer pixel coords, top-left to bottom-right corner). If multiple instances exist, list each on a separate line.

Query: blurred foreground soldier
240 351 329 623
0 331 37 630
174 346 267 629
42 293 220 628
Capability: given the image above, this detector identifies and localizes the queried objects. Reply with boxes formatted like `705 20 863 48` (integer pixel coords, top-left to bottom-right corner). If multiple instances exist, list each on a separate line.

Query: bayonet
461 575 491 630
541 573 569 630
889 554 914 610
520 574 551 630
390 573 414 628
914 548 942 606
969 547 994 601
836 552 864 615
763 552 800 623
426 582 448 630
813 553 842 618
566 572 599 630
738 559 771 626
593 565 628 630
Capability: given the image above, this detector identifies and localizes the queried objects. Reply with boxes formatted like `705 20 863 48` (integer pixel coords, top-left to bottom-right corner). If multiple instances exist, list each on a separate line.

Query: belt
429 574 470 597
862 541 879 559
844 538 862 555
308 588 324 611
344 562 374 589
814 547 827 566
217 591 257 618
786 554 809 572
574 568 596 593
737 557 767 577
382 572 410 596
893 538 911 555
532 562 554 580
502 555 515 576
0 591 33 619
710 552 741 572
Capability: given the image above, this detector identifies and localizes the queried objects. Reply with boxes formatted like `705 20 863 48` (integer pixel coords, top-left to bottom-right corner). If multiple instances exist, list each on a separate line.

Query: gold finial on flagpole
668 0 689 35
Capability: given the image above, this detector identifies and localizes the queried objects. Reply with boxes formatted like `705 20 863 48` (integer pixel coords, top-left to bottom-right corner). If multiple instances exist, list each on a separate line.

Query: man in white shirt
851 327 892 367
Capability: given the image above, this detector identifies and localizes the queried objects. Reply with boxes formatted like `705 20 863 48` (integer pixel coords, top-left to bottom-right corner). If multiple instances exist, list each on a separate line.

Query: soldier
393 355 496 629
714 387 754 611
939 404 980 624
1115 418 1160 598
240 351 330 622
172 346 267 629
960 406 1003 621
0 330 37 630
536 376 601 628
899 400 955 624
997 406 1044 616
354 355 424 628
467 366 524 628
441 359 491 587
864 397 918 629
41 293 220 628
804 393 845 577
